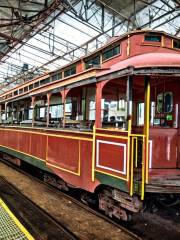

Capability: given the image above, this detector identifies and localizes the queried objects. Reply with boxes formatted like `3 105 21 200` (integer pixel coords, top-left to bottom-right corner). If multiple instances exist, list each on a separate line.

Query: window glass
40 77 50 85
85 55 100 69
144 35 161 42
137 103 144 125
34 81 40 88
29 84 33 90
173 40 180 49
50 105 63 118
19 88 23 94
89 100 96 120
102 45 120 61
157 92 173 113
164 92 173 113
64 66 76 77
157 93 163 113
24 86 28 92
52 72 62 81
14 90 18 95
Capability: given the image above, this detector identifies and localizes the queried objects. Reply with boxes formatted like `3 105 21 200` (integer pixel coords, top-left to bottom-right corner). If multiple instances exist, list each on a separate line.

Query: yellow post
92 125 96 182
127 119 131 182
144 76 150 184
135 137 138 168
141 136 145 200
130 137 134 196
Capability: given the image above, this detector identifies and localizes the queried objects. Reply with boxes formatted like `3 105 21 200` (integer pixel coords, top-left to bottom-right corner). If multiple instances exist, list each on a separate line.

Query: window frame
173 39 180 49
64 65 76 78
84 54 101 70
157 91 173 114
144 34 162 43
102 44 120 62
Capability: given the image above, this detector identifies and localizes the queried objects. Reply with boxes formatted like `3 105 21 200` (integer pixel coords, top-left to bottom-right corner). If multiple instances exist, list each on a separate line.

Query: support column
5 102 8 122
46 93 52 127
95 80 109 128
77 91 82 115
60 89 70 128
11 102 13 125
126 75 133 121
31 96 36 127
126 75 133 194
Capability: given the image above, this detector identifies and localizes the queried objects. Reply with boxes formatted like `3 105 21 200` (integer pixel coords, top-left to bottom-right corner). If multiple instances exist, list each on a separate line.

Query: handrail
92 125 96 182
95 127 128 133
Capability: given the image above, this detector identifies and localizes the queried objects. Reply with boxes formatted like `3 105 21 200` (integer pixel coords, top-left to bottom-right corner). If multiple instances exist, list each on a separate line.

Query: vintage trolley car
0 30 180 220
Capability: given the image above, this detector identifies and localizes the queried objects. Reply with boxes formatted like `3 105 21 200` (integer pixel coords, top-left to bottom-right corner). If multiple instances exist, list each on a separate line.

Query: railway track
0 176 79 240
0 158 140 240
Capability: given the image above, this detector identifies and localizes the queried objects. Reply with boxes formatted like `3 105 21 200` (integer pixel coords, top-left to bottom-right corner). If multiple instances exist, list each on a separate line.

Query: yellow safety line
0 128 93 142
46 162 80 176
92 125 96 182
95 169 128 181
0 199 34 240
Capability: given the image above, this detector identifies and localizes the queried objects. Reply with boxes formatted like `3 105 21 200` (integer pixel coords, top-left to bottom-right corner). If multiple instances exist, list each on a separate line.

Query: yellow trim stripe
127 119 132 182
0 199 34 240
130 137 135 196
130 134 145 137
0 128 93 142
92 125 96 182
78 140 81 175
95 169 128 181
95 127 128 133
46 162 80 176
141 137 145 200
95 133 128 140
145 79 150 184
0 144 45 162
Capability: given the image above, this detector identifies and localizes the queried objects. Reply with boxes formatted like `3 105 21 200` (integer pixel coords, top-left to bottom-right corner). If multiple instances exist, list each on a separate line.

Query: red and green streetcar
0 30 179 220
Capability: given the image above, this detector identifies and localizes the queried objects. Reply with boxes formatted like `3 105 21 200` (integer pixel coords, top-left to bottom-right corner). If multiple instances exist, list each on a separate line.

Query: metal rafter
0 0 179 93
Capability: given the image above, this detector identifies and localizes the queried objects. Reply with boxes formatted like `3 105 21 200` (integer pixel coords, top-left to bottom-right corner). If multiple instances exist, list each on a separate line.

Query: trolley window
14 90 18 96
34 81 40 88
102 45 120 61
85 55 100 69
173 40 180 49
40 77 50 85
29 84 33 90
64 65 76 77
24 86 28 92
157 92 173 113
52 72 62 81
19 88 23 94
144 34 161 42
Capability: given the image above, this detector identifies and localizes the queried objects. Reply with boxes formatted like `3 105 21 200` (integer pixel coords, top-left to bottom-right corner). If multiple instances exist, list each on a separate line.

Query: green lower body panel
95 171 129 193
0 146 52 173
